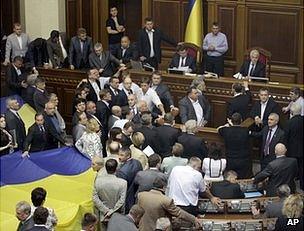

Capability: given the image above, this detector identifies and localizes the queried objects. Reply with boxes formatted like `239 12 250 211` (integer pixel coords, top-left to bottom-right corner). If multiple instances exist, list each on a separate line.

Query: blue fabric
0 95 24 114
188 0 195 9
0 147 91 186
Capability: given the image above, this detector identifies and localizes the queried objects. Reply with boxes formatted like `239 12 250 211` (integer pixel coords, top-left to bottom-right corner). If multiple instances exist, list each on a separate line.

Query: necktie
128 89 133 95
39 125 45 132
80 41 84 54
264 129 272 156
249 64 255 76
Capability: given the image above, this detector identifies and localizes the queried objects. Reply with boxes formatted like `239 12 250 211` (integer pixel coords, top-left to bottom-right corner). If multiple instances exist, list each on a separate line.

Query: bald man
108 106 122 130
253 143 298 196
113 36 138 64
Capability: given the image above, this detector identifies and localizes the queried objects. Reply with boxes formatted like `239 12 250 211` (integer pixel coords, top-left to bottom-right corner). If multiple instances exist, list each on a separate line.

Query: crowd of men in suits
2 6 304 231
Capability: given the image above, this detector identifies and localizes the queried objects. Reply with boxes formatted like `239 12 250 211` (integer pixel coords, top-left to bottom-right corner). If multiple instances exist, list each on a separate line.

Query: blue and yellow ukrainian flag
185 0 203 47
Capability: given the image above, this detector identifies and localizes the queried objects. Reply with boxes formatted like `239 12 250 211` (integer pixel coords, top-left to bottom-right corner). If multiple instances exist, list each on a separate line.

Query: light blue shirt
203 32 228 57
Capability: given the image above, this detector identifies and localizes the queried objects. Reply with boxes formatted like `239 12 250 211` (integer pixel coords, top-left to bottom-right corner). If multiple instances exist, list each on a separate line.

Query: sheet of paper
142 145 154 157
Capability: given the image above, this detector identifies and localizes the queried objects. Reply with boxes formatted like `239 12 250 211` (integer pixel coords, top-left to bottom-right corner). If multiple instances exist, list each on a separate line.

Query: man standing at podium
202 22 228 76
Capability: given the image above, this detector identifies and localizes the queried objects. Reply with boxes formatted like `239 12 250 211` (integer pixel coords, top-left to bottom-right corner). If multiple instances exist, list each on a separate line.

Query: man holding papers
169 44 196 73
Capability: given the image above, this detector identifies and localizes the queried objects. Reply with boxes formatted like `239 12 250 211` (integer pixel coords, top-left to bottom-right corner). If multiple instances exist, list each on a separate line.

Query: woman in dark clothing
0 115 14 156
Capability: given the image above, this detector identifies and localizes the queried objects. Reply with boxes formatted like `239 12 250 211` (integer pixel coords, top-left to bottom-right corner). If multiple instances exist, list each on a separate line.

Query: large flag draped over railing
184 0 203 47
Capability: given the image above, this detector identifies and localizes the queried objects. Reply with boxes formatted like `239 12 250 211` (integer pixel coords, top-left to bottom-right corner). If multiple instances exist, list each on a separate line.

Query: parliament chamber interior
0 0 303 230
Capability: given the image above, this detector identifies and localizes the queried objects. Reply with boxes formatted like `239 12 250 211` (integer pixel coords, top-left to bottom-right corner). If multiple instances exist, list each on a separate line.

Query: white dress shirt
16 35 22 49
179 56 186 68
260 100 268 121
146 29 155 57
89 80 101 101
202 158 227 182
189 98 204 126
287 96 304 117
167 165 206 206
59 36 67 59
136 88 162 111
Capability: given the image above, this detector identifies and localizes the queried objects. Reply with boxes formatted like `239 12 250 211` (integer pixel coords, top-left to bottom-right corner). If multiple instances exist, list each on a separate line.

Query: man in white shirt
282 87 304 117
167 157 221 216
136 76 165 115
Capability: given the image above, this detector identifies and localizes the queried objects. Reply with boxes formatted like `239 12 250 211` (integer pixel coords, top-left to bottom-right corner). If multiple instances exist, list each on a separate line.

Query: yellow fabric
18 103 36 134
0 169 96 231
185 0 203 47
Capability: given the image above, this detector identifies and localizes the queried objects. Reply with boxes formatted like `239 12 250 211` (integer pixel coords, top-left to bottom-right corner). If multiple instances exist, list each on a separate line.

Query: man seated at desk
239 49 266 78
113 36 138 65
169 44 196 73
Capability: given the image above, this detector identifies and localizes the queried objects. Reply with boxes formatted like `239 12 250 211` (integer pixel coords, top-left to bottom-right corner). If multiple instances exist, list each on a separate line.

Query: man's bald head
275 143 287 156
108 141 120 155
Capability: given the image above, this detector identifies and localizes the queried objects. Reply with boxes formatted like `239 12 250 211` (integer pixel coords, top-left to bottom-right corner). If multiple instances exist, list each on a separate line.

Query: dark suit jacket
69 36 93 69
86 79 101 103
25 38 49 68
177 133 207 160
284 115 303 158
251 125 285 160
113 44 138 64
227 90 252 120
254 156 298 196
211 180 245 199
16 216 34 231
116 89 129 107
134 169 168 193
6 64 26 96
46 38 64 67
154 125 181 157
135 125 161 154
169 53 196 73
96 100 111 143
264 199 284 218
33 89 49 112
179 94 211 124
89 51 120 77
153 83 174 113
43 113 65 142
104 84 121 106
116 158 143 212
5 109 26 150
250 98 280 126
137 28 176 63
239 60 266 77
24 86 36 109
23 123 65 152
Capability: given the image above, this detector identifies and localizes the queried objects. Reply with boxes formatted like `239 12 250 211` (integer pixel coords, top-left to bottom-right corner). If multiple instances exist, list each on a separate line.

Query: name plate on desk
167 68 185 75
249 76 269 82
227 199 257 213
231 220 263 231
202 221 230 231
198 199 225 213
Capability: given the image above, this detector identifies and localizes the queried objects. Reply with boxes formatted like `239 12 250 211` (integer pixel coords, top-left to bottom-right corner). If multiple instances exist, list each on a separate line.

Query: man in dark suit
169 44 196 73
85 68 102 103
227 80 251 120
23 73 37 109
5 97 26 151
239 49 266 77
16 201 34 231
151 71 175 113
29 207 49 231
116 147 143 213
218 113 252 178
104 76 121 106
284 103 303 189
96 89 112 156
108 106 122 130
134 154 168 193
211 170 245 199
43 102 66 148
25 38 49 70
46 30 68 69
107 205 145 231
6 56 27 96
22 113 66 156
137 17 177 69
250 113 285 169
134 112 161 154
89 42 124 77
69 28 93 70
113 36 138 64
177 120 208 160
179 86 211 126
250 87 280 127
253 143 298 197
33 77 48 112
155 113 181 157
116 76 134 107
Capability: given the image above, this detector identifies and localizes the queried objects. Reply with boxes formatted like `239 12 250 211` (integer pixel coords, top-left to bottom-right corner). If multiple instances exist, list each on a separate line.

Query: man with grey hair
5 97 26 151
177 120 207 160
250 112 285 169
167 157 221 216
252 184 291 218
284 103 303 189
23 73 38 108
155 217 171 231
253 143 298 196
89 42 125 77
16 201 34 231
239 49 266 77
